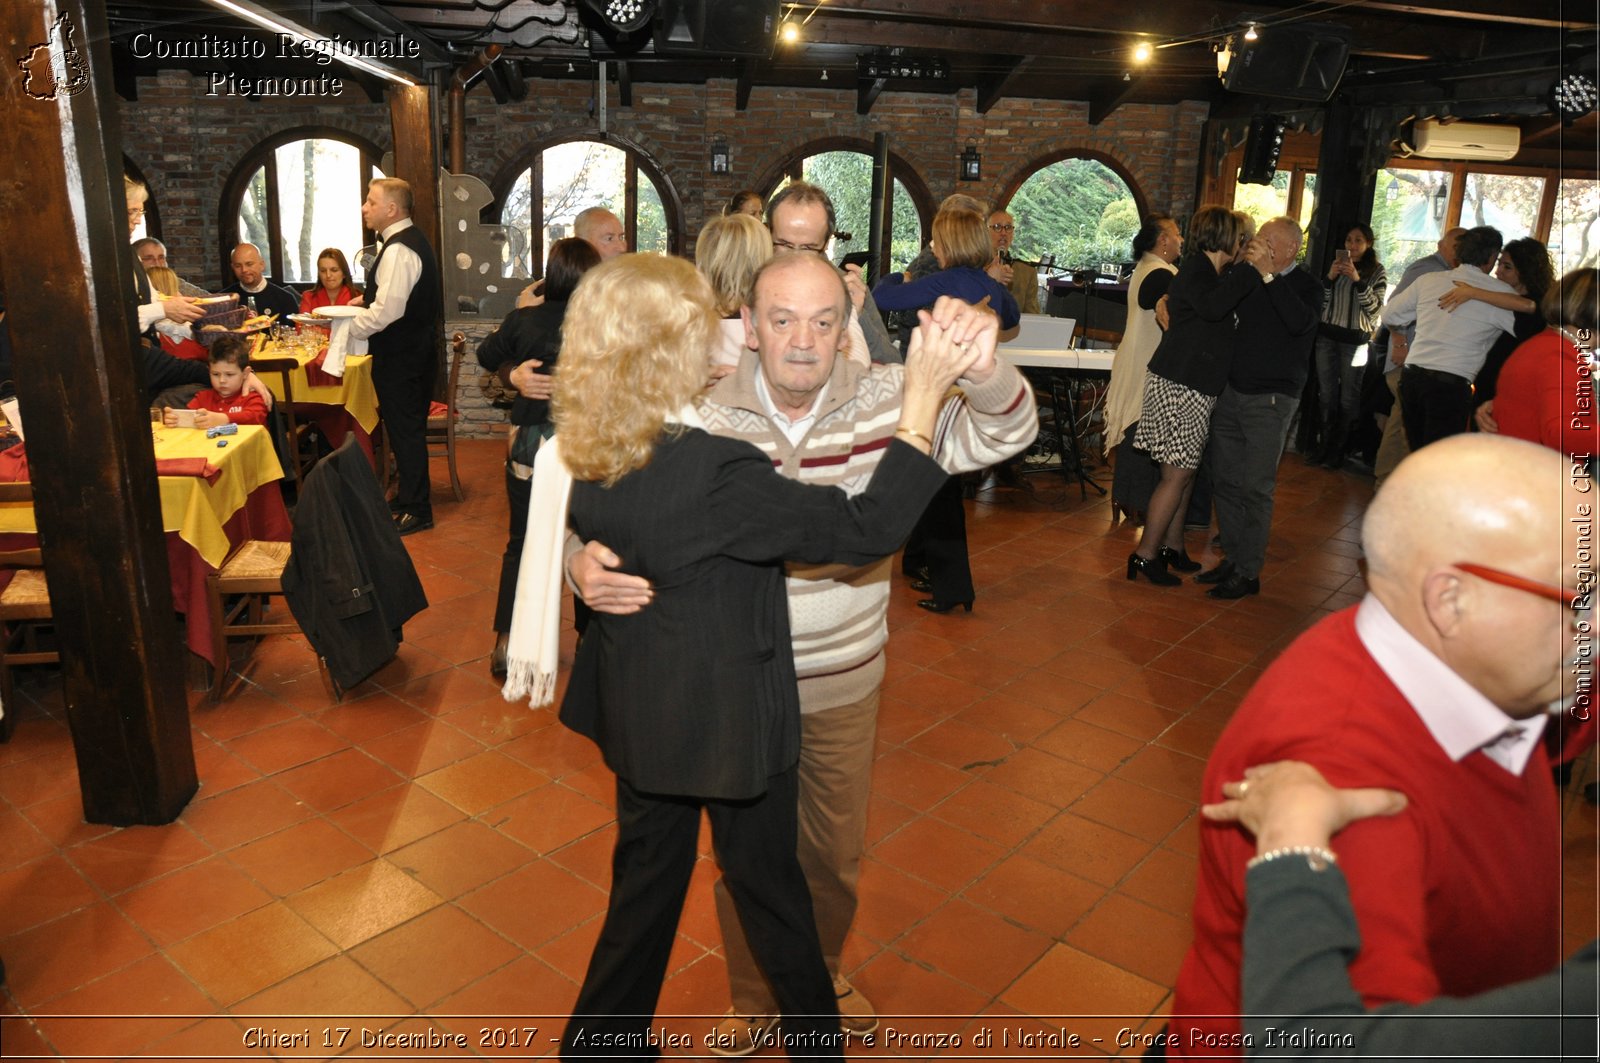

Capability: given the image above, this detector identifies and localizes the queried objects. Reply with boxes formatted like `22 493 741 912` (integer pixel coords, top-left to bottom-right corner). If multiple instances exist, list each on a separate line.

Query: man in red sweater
1169 433 1586 1058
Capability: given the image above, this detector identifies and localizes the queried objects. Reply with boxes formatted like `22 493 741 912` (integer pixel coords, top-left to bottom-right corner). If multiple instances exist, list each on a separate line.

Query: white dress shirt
1355 594 1545 775
349 218 421 341
1380 264 1516 380
754 369 827 447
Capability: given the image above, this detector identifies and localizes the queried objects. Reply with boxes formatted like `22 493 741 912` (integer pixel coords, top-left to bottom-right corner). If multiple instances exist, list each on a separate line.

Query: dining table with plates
0 421 291 666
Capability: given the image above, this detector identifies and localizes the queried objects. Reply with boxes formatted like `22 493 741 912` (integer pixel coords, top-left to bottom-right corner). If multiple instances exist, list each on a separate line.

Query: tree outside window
1007 157 1141 271
780 151 925 272
1460 172 1545 244
1553 177 1600 276
499 139 674 277
234 136 383 285
1370 168 1455 276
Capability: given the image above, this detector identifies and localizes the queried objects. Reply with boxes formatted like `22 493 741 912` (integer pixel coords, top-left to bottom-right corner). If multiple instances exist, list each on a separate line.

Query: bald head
1439 226 1467 268
1257 217 1302 273
1363 434 1587 715
574 207 625 259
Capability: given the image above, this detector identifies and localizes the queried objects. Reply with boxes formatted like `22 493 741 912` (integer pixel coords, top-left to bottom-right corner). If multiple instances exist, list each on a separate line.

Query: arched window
496 136 680 276
763 142 931 275
1002 153 1146 271
221 129 385 288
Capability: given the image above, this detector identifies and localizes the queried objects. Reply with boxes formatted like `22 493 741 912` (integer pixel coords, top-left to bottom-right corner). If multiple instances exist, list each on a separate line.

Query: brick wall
121 74 1210 438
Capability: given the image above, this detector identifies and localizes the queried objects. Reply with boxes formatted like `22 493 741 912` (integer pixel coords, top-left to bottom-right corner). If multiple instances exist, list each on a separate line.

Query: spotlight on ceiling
1132 41 1153 63
1244 23 1259 41
780 20 800 43
577 0 657 36
1551 72 1598 124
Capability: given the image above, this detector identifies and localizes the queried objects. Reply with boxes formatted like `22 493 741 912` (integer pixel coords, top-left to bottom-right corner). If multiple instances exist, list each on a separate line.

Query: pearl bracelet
1247 845 1337 872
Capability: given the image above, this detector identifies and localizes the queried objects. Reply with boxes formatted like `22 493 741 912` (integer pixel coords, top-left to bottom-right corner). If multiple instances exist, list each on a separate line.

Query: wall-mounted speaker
656 0 779 58
1239 114 1288 186
1224 25 1350 102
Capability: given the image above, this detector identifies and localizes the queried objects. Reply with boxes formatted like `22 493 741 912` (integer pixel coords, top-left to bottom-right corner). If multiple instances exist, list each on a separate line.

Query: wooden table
0 424 291 664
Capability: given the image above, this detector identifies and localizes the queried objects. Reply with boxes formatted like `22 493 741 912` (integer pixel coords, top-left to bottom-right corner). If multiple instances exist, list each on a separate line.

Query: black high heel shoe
1126 552 1181 587
917 598 972 614
1157 547 1201 573
909 578 933 593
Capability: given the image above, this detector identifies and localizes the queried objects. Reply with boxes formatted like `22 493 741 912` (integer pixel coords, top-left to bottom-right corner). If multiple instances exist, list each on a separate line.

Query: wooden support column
0 0 195 824
388 81 445 395
1308 97 1381 270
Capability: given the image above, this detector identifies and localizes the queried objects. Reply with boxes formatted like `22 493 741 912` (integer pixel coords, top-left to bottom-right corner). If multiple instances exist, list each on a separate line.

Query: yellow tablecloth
0 424 284 569
260 344 380 433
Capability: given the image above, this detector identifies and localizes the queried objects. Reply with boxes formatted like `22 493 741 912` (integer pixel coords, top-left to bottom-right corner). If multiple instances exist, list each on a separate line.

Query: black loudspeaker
1239 114 1287 186
656 0 779 58
1224 24 1350 102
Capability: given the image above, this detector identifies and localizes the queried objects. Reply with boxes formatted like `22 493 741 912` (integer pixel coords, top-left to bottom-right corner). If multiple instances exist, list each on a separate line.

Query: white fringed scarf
501 404 705 706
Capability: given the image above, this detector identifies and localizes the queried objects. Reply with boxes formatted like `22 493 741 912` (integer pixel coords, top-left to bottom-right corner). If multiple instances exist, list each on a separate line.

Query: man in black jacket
1199 217 1321 599
220 243 301 321
349 178 442 535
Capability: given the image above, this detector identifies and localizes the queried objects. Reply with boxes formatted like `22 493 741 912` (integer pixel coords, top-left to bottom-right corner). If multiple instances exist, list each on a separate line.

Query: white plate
288 313 329 327
313 306 363 319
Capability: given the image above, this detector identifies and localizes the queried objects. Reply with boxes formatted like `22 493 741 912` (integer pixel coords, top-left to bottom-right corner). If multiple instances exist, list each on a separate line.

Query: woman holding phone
1310 224 1387 468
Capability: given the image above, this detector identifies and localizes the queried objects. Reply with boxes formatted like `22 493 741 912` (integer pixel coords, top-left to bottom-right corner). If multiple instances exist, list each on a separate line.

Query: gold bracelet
895 425 932 447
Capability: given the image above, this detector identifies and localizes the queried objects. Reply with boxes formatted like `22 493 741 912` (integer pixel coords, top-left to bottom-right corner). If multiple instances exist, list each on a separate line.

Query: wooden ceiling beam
735 59 753 110
975 55 1026 114
857 75 885 116
1088 73 1144 126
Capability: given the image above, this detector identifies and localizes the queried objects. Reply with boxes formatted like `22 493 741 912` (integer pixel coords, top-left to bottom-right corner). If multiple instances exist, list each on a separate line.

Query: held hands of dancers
896 297 994 453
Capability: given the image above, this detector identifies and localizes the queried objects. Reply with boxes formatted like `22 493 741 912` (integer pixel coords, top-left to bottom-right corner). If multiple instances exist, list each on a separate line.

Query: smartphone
839 250 872 271
1335 248 1351 265
172 409 199 429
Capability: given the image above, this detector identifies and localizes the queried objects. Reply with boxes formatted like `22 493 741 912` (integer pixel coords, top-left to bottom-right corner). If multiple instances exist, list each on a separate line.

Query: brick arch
485 128 686 258
218 125 386 284
749 137 935 275
993 147 1151 221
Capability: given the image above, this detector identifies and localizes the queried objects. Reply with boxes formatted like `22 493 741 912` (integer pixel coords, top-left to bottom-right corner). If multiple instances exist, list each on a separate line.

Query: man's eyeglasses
772 237 827 253
988 224 1015 233
127 207 146 219
1455 562 1590 616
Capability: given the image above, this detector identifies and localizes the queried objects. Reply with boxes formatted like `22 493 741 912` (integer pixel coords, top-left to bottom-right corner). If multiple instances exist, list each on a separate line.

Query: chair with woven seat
205 538 335 701
425 332 466 502
0 482 55 741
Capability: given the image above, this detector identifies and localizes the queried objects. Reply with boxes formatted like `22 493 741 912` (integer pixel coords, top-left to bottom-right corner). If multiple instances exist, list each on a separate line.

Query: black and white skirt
1133 373 1216 469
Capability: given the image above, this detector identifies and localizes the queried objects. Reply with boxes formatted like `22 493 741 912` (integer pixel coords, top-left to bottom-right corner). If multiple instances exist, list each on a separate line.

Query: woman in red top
298 247 365 313
1477 268 1598 464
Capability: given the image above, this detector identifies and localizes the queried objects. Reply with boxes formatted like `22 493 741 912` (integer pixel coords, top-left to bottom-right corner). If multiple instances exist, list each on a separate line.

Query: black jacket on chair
282 436 428 688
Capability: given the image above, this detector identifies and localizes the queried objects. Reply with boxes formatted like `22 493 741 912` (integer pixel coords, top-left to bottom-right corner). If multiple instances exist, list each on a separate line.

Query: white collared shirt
1380 264 1516 380
1355 594 1545 775
349 218 420 340
754 370 827 447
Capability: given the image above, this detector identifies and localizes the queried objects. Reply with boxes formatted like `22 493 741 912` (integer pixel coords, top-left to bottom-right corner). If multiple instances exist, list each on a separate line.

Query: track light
780 20 800 44
1132 41 1153 63
1244 24 1259 41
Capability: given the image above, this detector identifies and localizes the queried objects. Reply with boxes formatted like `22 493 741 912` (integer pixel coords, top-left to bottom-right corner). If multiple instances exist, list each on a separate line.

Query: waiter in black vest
350 178 442 536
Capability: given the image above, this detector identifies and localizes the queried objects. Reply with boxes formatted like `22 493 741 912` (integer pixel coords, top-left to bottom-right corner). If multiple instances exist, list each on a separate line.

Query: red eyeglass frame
1455 562 1587 611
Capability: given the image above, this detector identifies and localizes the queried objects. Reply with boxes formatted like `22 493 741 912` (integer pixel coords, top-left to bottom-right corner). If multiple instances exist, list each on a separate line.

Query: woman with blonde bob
871 207 1021 339
504 252 990 1059
696 211 773 369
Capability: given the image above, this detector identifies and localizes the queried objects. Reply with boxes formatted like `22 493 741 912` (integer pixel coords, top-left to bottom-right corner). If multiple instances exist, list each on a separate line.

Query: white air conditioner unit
1408 118 1521 161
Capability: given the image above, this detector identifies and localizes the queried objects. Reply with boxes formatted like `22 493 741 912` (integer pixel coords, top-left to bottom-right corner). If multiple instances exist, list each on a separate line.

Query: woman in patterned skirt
1127 206 1272 585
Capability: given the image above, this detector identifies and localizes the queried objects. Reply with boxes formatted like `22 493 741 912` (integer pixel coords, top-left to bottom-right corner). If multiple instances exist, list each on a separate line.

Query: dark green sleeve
1243 858 1596 1060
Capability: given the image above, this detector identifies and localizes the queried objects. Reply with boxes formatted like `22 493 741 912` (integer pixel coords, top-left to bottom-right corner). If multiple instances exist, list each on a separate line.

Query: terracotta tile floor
0 439 1594 1059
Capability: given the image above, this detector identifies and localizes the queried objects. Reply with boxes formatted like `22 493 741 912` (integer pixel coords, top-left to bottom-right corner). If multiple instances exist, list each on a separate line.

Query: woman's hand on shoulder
1437 281 1477 313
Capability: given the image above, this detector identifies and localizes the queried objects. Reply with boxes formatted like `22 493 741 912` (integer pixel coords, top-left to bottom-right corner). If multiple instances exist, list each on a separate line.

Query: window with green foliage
772 150 927 274
1459 172 1545 244
500 139 675 276
1370 168 1455 275
1007 157 1140 271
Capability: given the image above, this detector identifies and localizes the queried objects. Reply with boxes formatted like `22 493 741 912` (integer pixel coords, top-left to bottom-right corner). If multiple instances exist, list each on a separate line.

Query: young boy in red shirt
163 334 268 428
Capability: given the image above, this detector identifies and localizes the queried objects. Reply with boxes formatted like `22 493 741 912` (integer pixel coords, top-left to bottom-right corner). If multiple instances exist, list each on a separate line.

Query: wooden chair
251 355 319 485
204 538 336 702
425 332 466 502
0 483 55 741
